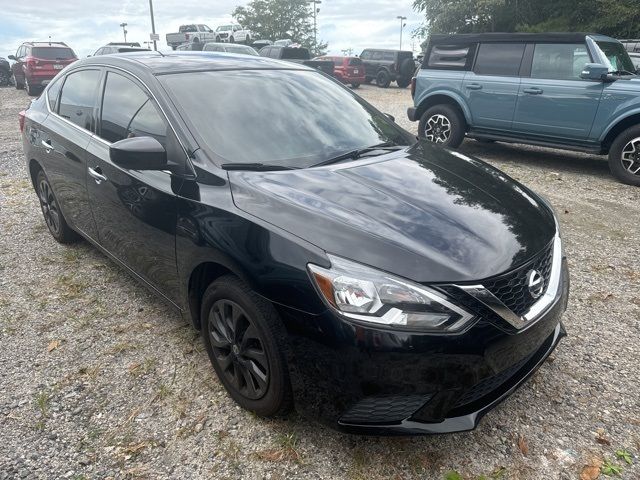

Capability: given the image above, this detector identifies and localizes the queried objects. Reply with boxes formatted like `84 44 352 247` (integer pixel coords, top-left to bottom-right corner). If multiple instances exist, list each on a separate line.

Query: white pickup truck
215 24 252 44
166 24 216 50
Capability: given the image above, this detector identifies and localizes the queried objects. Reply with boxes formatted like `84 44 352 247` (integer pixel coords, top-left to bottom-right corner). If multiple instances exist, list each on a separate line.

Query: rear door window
531 43 590 80
99 71 167 146
58 69 101 130
474 43 525 76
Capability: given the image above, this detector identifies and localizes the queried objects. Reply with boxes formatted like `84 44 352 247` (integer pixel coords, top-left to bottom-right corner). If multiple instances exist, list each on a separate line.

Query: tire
399 58 415 77
25 77 37 96
350 83 360 89
396 77 411 88
15 76 24 90
193 37 199 44
418 104 466 148
376 70 391 88
230 36 235 43
171 46 177 51
0 70 9 87
216 35 221 42
245 35 251 44
608 125 640 186
36 170 79 244
201 275 293 417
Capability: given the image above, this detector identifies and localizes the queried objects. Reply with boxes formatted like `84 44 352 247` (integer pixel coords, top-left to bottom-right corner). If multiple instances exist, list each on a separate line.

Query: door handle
523 87 543 95
466 83 482 90
41 140 53 152
88 166 107 184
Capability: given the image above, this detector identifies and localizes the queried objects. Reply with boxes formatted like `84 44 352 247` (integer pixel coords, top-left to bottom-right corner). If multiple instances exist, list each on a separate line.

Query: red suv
316 56 366 88
9 42 77 95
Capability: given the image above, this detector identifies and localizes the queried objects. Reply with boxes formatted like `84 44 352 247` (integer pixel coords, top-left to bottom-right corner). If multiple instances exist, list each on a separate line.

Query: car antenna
48 35 51 46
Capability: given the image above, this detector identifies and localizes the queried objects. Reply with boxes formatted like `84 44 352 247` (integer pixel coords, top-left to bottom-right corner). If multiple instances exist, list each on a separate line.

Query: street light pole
120 22 128 43
309 0 322 51
148 0 157 51
396 16 407 50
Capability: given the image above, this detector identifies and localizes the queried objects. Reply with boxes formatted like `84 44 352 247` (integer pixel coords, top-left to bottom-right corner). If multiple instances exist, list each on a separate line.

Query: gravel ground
1 83 639 480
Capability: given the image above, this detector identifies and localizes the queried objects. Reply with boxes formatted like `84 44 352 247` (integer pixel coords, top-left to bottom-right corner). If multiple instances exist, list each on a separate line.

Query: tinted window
427 44 472 69
58 70 101 130
47 77 62 111
32 47 75 60
99 72 167 146
372 51 383 60
474 43 525 76
360 51 371 60
382 52 395 61
204 44 225 52
593 41 635 73
225 45 258 56
531 43 590 80
180 25 196 33
348 58 362 66
282 48 309 60
160 70 411 169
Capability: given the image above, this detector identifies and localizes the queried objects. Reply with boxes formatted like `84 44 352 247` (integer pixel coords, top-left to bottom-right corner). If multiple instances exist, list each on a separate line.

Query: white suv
215 25 252 44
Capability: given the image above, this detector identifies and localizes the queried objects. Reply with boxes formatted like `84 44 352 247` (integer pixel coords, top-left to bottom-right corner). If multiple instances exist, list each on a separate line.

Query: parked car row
408 32 640 186
166 23 252 50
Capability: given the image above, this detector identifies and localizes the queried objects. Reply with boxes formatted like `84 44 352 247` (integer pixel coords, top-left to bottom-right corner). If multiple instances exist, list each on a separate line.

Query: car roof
74 51 312 75
428 32 617 44
23 41 69 47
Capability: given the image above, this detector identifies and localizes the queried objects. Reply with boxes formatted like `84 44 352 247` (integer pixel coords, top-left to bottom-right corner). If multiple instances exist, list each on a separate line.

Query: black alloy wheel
208 299 269 400
201 275 293 416
38 174 61 237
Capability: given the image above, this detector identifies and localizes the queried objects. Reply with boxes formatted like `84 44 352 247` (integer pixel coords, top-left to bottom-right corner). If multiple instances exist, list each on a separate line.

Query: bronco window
426 44 474 70
531 43 590 80
474 43 525 76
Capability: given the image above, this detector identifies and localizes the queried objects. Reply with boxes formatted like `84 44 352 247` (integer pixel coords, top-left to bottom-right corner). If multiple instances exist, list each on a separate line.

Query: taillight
19 110 26 133
410 77 416 98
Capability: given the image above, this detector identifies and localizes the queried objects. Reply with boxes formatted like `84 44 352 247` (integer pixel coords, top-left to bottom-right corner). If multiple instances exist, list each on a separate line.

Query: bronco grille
482 242 554 317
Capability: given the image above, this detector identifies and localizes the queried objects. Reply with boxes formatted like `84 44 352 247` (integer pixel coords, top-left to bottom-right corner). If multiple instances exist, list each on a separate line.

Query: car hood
228 143 556 283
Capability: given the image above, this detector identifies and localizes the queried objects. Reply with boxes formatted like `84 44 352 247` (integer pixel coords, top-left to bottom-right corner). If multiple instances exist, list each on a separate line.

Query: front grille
340 394 433 425
482 242 554 317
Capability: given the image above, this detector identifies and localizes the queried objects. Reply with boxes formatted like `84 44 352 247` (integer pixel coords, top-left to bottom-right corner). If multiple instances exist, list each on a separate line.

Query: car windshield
225 45 258 56
594 40 636 73
218 26 232 31
32 47 75 60
160 69 411 168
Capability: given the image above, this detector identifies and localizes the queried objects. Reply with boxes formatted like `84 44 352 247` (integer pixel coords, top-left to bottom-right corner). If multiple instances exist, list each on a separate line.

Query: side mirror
579 63 609 81
8 55 16 61
384 113 395 122
110 136 167 170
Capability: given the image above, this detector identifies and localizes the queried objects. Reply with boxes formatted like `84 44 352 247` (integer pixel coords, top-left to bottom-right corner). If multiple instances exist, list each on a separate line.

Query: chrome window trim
457 234 562 330
45 64 196 177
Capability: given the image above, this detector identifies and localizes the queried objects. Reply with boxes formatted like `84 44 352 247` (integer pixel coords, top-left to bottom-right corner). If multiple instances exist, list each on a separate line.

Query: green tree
413 0 640 38
232 0 327 54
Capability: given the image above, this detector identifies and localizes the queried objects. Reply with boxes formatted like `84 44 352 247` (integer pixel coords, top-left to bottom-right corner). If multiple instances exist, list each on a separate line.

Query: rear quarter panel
413 69 470 122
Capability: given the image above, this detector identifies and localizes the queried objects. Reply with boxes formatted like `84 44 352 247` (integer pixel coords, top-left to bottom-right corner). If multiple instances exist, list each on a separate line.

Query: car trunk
29 47 76 77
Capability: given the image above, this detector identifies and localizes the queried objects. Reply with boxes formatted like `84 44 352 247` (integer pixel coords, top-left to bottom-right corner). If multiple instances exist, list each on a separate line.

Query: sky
0 0 424 60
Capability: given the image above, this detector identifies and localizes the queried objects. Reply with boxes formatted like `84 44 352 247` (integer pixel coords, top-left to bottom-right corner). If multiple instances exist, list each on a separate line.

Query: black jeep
359 49 415 88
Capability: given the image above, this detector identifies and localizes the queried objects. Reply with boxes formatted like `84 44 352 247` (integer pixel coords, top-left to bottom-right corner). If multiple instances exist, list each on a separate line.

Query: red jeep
9 42 77 95
316 56 366 88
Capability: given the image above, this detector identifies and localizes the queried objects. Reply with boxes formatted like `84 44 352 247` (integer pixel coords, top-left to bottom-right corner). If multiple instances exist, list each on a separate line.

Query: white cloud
0 0 425 60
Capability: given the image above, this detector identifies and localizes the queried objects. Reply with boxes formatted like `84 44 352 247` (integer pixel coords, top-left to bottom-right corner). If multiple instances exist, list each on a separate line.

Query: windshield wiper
220 163 295 171
312 142 405 167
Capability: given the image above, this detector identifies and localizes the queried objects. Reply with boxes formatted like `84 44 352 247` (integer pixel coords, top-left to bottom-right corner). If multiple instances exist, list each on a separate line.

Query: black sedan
20 52 569 435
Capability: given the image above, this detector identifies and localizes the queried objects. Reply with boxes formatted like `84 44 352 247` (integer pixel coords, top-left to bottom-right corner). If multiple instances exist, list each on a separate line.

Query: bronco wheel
350 83 360 89
36 170 78 243
396 77 411 88
609 125 640 186
201 275 293 416
376 70 391 88
418 104 466 148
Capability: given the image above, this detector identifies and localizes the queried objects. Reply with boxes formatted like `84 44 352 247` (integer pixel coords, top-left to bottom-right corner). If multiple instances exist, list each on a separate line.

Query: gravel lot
1 82 639 480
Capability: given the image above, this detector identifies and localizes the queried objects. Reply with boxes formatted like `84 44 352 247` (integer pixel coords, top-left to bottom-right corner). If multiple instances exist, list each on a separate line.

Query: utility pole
120 22 128 43
309 0 322 51
149 0 157 51
397 16 407 50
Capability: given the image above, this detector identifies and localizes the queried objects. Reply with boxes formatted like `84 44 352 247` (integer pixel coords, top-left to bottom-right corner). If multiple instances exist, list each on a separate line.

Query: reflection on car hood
229 142 556 283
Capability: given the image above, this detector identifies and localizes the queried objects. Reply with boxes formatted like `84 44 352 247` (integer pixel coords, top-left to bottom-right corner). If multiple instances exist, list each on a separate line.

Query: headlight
308 255 475 333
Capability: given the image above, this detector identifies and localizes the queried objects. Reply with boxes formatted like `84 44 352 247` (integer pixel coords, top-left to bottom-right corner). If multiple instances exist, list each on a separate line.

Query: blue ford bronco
408 33 640 186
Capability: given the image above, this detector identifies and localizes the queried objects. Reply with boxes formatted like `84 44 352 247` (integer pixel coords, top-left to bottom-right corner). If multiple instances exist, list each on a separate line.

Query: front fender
598 107 640 142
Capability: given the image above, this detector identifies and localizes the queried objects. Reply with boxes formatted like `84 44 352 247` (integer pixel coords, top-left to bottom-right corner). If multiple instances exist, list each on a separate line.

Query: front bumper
277 258 569 435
